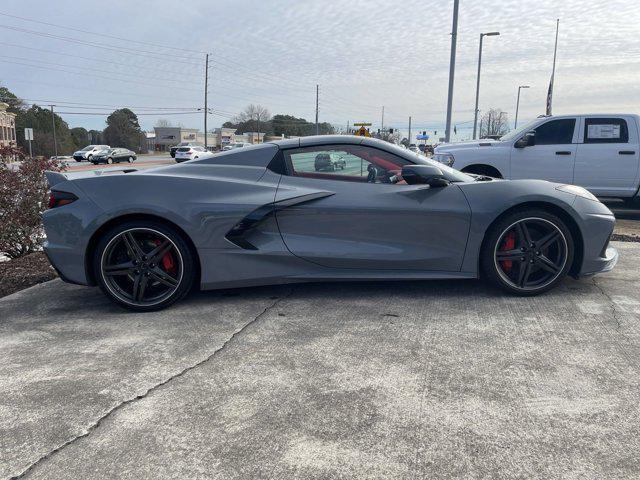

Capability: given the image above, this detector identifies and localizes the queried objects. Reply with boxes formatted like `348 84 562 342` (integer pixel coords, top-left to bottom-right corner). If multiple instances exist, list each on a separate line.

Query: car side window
284 145 411 183
533 119 576 145
584 118 629 144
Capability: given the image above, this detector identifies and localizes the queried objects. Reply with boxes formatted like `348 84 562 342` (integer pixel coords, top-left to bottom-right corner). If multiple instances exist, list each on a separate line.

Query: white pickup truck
434 114 640 203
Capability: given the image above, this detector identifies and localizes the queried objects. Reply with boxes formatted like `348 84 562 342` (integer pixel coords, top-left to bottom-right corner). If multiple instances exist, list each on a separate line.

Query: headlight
556 184 599 202
433 152 455 167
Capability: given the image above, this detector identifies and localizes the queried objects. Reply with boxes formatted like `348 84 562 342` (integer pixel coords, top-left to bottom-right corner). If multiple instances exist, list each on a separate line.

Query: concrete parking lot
1 242 639 479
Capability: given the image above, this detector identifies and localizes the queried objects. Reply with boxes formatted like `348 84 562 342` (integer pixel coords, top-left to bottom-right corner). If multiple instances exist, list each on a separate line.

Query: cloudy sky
1 0 639 140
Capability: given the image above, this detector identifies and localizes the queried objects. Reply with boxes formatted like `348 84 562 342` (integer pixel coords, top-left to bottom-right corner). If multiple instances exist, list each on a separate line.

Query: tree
103 108 143 151
480 108 509 138
70 127 89 149
155 118 173 127
14 105 76 157
234 104 271 124
0 85 25 114
88 129 104 144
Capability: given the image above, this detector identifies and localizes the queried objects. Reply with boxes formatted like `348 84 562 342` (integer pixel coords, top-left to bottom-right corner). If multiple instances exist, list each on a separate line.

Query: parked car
170 142 203 158
174 145 208 163
314 152 347 171
91 148 136 165
223 142 251 151
72 145 110 162
43 136 617 311
434 114 640 203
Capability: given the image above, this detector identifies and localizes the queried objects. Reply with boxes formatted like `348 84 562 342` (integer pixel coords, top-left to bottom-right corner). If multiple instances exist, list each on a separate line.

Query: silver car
43 136 618 311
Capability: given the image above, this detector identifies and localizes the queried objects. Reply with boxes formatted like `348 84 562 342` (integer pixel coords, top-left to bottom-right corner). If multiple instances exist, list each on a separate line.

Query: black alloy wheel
482 210 574 295
95 222 195 311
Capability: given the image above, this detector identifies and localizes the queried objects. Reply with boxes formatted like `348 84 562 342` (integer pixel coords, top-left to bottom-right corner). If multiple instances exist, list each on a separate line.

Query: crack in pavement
8 289 294 480
591 277 622 328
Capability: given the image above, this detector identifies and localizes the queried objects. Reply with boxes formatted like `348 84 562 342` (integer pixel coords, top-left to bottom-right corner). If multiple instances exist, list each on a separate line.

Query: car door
112 149 123 162
274 143 472 271
509 117 578 183
573 116 640 197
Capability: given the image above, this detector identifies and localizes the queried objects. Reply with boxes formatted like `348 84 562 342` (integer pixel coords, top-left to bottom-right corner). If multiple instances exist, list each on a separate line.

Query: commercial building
151 126 265 151
0 102 17 148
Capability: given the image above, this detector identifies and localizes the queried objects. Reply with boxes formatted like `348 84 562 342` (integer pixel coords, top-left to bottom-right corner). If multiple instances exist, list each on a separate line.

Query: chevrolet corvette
43 136 618 311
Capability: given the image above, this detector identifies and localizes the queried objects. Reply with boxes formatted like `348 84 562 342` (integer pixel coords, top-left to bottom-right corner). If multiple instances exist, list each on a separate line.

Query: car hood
435 139 501 153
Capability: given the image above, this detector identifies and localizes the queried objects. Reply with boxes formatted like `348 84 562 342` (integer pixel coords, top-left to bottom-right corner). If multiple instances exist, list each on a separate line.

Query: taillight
48 190 78 209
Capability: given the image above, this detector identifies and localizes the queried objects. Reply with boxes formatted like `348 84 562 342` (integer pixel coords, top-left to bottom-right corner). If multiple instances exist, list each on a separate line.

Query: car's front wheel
481 209 574 295
94 221 196 311
128 156 134 163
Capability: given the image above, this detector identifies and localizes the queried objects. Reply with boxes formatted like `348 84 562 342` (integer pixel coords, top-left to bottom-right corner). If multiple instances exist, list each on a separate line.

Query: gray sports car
43 136 618 311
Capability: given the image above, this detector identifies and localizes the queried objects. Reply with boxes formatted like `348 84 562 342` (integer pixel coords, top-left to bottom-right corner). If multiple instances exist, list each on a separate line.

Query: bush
0 151 65 258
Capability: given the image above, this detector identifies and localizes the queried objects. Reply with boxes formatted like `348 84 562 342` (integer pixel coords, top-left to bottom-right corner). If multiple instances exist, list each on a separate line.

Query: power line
0 24 203 65
0 42 206 79
0 54 202 87
0 12 208 55
0 59 202 92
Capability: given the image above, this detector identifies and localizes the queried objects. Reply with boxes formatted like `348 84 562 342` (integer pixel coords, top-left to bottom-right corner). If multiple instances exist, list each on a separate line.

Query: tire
128 156 134 163
92 161 98 165
88 155 93 161
462 165 503 179
481 209 574 295
93 220 196 311
75 159 82 162
107 157 113 164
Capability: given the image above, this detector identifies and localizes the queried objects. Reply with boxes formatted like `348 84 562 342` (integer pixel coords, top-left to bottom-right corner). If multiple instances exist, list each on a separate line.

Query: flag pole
546 19 559 115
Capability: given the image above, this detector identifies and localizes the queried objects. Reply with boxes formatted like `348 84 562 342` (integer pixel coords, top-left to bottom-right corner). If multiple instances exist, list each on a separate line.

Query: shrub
0 151 65 258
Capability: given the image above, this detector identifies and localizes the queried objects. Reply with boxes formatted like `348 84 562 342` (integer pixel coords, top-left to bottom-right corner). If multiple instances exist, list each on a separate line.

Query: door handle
555 151 572 155
619 150 636 155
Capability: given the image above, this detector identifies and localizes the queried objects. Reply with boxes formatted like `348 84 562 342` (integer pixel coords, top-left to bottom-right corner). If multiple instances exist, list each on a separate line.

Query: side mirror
401 165 449 187
515 131 536 148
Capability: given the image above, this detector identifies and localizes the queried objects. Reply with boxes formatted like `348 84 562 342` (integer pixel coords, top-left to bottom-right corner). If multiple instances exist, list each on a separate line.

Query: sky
1 0 639 141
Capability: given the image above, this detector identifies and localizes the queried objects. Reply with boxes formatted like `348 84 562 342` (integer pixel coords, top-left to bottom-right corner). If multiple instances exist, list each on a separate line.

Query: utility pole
381 106 385 134
346 120 350 135
444 0 459 143
50 105 58 158
315 84 319 135
204 53 209 150
408 116 412 144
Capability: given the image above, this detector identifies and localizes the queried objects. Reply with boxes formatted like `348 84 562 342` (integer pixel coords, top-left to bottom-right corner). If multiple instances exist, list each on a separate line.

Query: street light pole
444 0 459 143
514 85 530 129
472 31 500 140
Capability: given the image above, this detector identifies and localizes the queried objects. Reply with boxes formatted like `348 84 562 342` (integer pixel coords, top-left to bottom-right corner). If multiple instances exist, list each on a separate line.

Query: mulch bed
0 252 58 298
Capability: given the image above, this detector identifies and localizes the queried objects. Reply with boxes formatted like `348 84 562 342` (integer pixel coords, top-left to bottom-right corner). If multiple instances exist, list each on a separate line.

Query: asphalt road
1 242 639 479
62 154 174 172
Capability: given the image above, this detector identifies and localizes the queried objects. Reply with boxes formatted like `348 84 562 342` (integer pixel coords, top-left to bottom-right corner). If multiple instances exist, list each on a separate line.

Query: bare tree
155 118 173 127
480 108 509 138
234 104 271 124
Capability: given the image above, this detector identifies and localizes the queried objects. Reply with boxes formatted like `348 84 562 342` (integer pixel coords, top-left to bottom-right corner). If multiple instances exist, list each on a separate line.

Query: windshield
499 119 540 142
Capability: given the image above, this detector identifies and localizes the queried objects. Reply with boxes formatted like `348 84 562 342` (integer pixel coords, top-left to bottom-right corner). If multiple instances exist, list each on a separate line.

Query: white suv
174 145 211 163
72 145 110 162
434 114 640 203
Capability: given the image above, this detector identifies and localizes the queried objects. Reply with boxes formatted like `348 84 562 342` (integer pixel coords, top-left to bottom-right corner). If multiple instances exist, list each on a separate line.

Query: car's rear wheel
481 209 574 295
94 221 196 311
107 157 113 164
128 156 134 163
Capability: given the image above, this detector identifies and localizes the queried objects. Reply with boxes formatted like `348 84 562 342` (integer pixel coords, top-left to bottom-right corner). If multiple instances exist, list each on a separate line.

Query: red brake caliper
152 239 177 275
499 231 516 272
